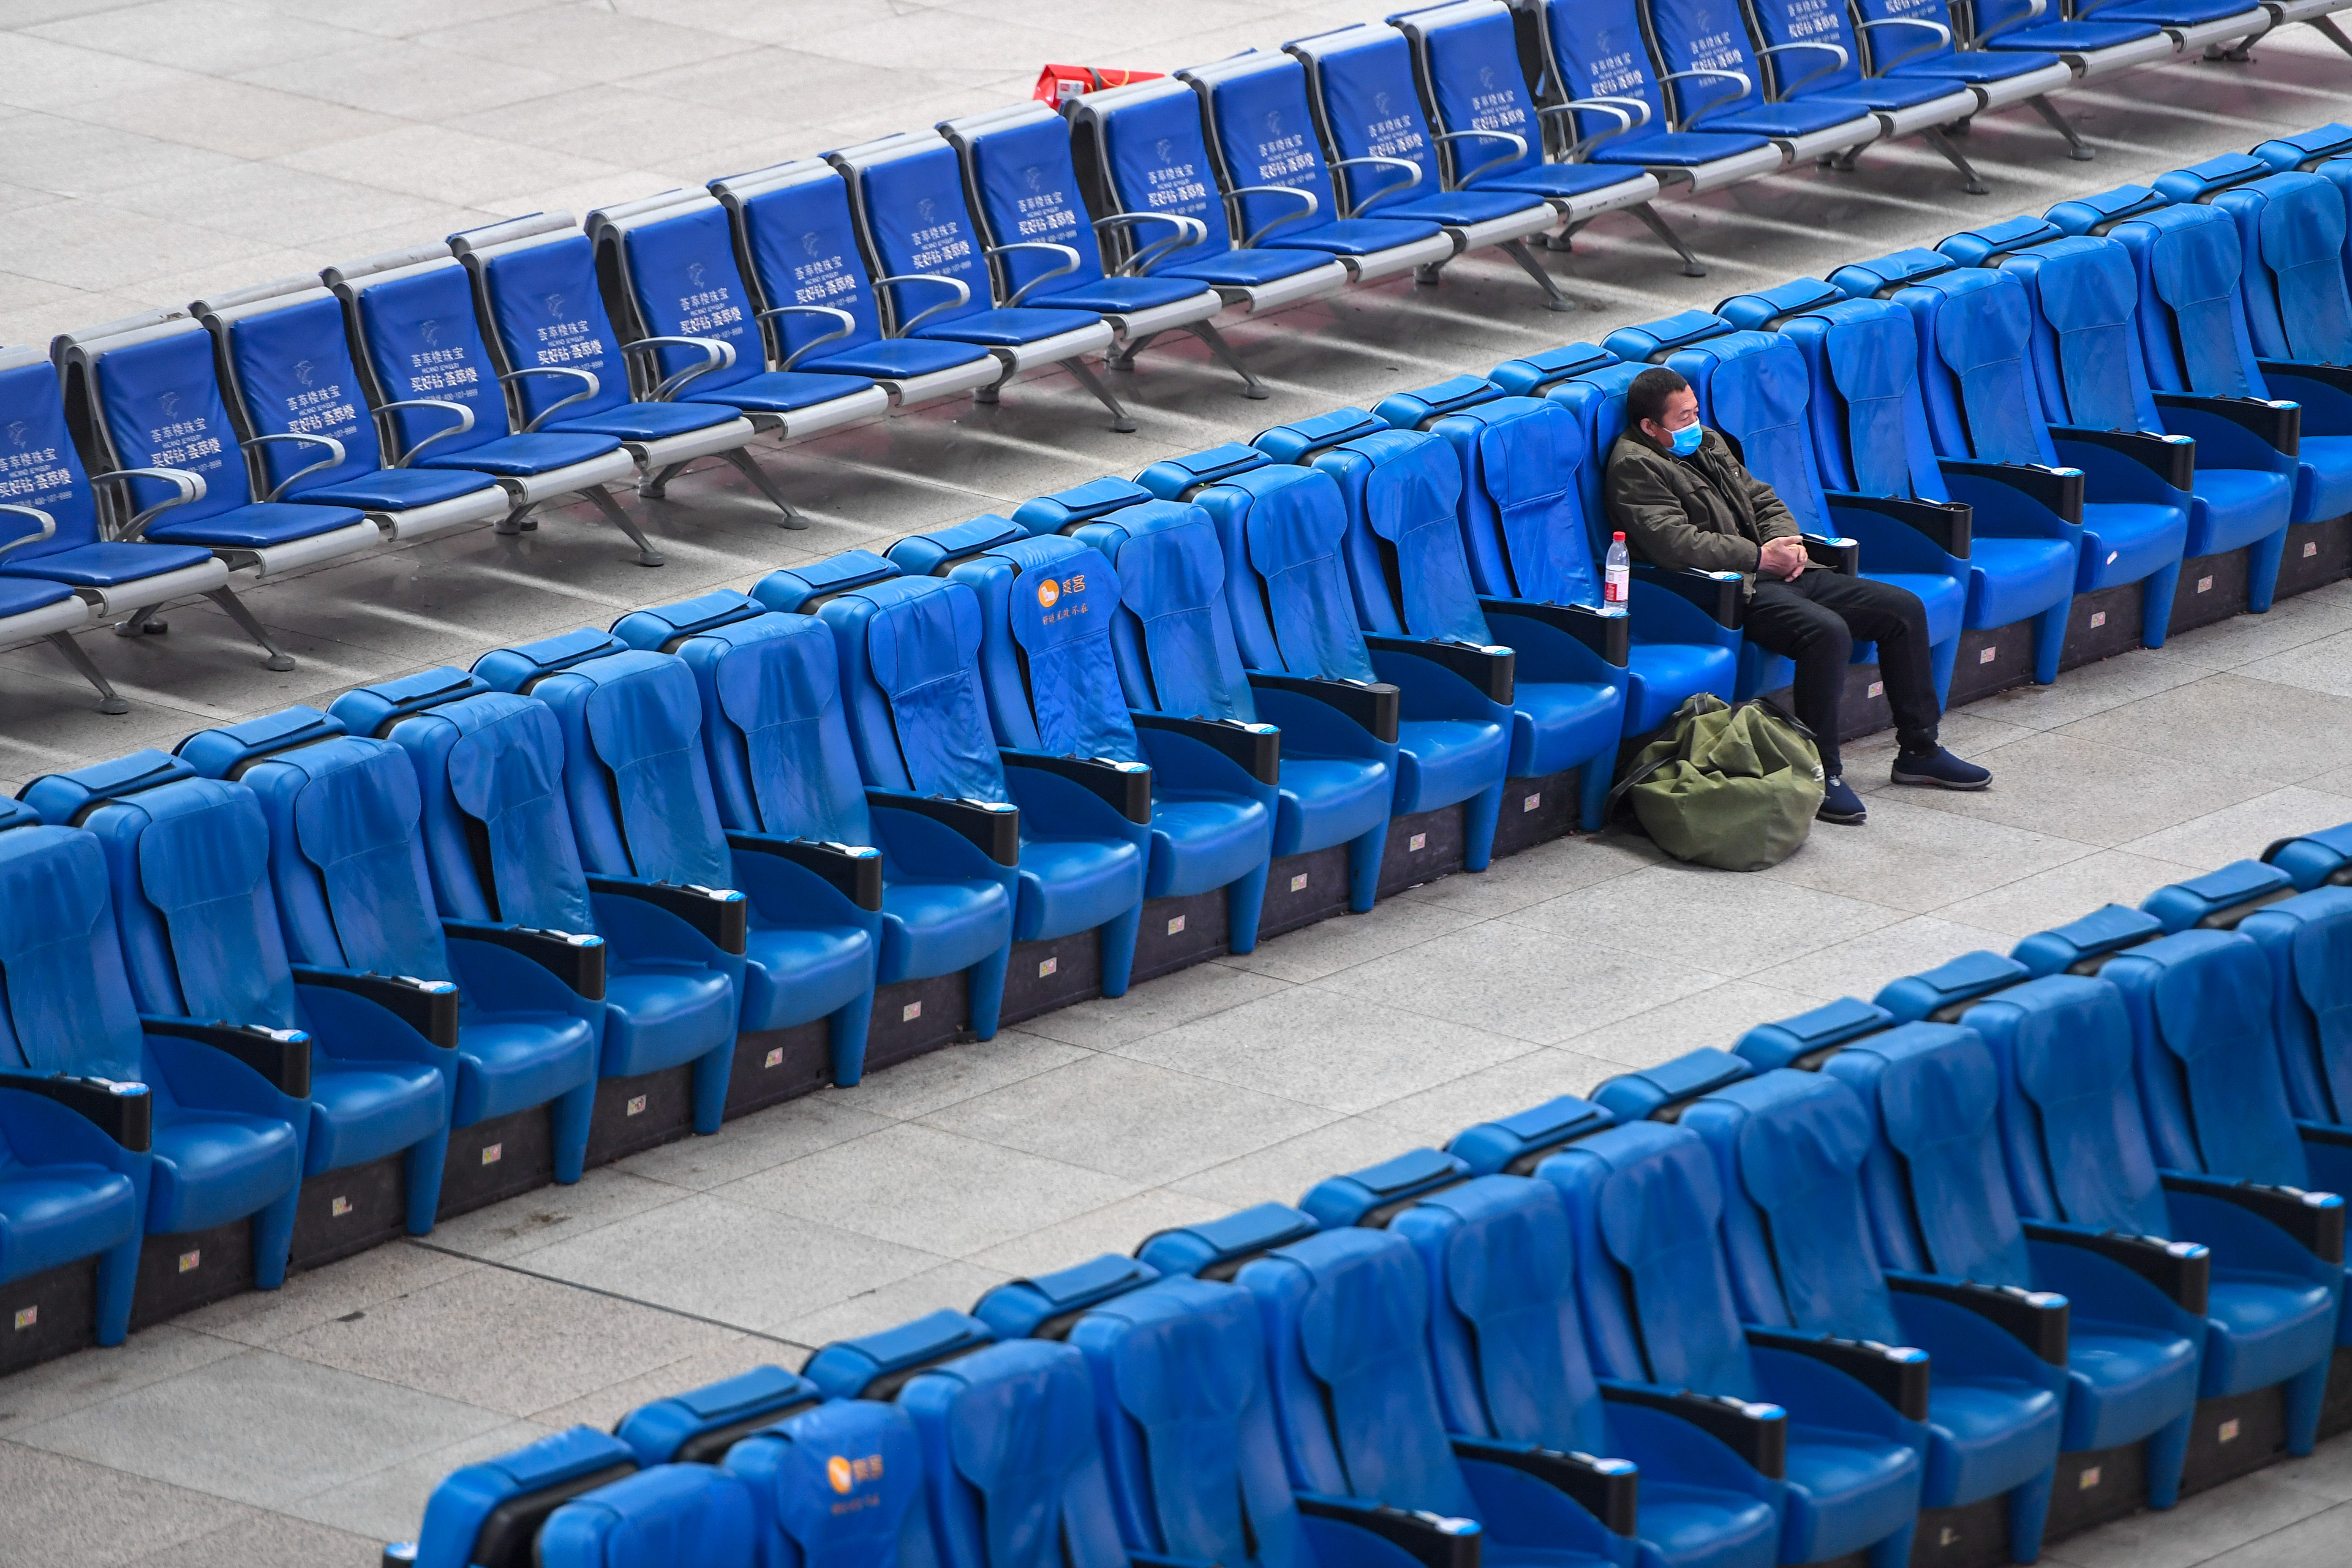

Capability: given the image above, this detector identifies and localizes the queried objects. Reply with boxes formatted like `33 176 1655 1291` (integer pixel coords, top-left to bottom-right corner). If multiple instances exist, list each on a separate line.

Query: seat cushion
0 576 79 618
1162 249 1337 288
1985 19 2167 47
2294 434 2352 525
601 964 738 1078
0 1164 139 1281
1262 217 1447 257
416 430 622 476
2076 501 2188 589
738 917 872 1034
0 540 218 588
1393 714 1510 816
1272 753 1394 860
685 371 876 416
803 338 996 381
295 466 501 511
1967 534 2079 630
1636 1479 1782 1568
915 307 1106 347
1511 678 1625 780
1625 638 1739 734
1375 190 1552 228
1920 1372 2064 1508
1595 131 1778 166
1144 792 1272 901
2088 0 2258 22
143 501 369 550
2059 1317 2202 1452
1887 51 2064 82
548 400 739 441
147 1108 302 1235
1012 833 1145 944
305 1058 449 1176
1473 163 1651 201
1807 75 1971 112
879 874 1014 985
1031 275 1217 313
2186 467 2293 557
453 1012 599 1127
1707 102 1880 139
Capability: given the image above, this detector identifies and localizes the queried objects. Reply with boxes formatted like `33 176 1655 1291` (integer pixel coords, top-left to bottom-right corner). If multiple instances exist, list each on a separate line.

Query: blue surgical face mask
1669 421 1705 457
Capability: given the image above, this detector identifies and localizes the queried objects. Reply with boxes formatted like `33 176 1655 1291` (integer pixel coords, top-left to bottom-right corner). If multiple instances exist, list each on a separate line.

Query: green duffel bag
1605 694 1825 871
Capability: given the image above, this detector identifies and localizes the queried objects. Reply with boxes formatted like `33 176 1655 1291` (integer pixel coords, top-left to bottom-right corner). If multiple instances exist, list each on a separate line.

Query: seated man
1604 366 1989 825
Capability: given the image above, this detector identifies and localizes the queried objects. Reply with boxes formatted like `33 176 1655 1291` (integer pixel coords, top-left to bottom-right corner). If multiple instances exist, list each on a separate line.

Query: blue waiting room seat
449 212 855 527
939 101 1268 394
190 280 511 545
327 670 743 1150
611 590 1018 1061
885 520 1277 961
707 158 1012 411
752 553 1149 1008
1842 0 2085 159
1735 0 1993 191
21 751 456 1262
404 1426 641 1568
826 131 1139 431
1254 404 1630 830
1139 444 1513 885
1640 0 1885 170
323 244 664 564
471 627 875 1104
0 345 241 712
1019 482 1397 921
175 706 604 1207
1960 0 2179 80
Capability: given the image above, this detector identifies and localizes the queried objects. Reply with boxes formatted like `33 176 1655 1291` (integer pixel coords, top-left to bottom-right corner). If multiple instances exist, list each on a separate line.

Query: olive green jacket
1602 425 1807 594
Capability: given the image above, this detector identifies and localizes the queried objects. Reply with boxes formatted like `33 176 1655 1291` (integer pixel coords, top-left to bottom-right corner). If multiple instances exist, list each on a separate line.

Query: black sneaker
1818 776 1867 825
1891 746 1992 791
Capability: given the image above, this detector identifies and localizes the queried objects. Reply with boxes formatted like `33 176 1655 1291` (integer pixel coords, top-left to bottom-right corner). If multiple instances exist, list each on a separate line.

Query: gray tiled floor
4 4 2352 1565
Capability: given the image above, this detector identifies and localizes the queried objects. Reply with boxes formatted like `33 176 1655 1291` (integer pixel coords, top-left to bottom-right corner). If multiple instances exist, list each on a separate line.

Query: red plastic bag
1034 65 1163 106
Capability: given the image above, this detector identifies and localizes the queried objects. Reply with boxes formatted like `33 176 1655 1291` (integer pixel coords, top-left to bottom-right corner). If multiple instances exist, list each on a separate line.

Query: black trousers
1744 569 1940 778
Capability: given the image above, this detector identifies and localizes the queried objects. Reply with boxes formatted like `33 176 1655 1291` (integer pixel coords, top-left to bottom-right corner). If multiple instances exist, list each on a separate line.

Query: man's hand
1757 536 1808 581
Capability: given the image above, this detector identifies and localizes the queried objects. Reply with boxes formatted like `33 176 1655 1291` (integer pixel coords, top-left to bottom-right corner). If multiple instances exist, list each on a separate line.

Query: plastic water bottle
1604 531 1630 605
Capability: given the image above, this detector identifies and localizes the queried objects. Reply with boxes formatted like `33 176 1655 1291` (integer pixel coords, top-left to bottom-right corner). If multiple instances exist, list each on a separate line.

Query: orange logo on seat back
828 1455 855 1493
1037 579 1061 607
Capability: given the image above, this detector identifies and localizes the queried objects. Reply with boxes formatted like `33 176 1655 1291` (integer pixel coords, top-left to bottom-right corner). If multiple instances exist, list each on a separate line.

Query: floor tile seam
401 1239 817 1351
418 1182 702 1266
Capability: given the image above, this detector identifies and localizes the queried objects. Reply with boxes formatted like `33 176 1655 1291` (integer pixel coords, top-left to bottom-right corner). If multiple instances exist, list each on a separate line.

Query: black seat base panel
726 1023 834 1120
2168 547 2255 637
1491 768 1579 861
866 972 974 1075
2061 580 2148 672
0 1258 101 1376
2045 1440 2151 1544
1952 625 2038 706
291 1154 407 1272
2179 1385 2290 1499
1261 847 1350 940
1910 1496 2012 1568
1753 662 1890 746
132 1220 255 1331
438 1105 558 1220
1132 890 1230 986
585 1066 696 1168
2316 1348 2352 1443
2276 515 2352 599
1002 932 1104 1026
1375 804 1467 901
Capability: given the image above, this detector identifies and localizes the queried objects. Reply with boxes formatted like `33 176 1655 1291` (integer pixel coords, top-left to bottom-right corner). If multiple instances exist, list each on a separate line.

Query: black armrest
1745 1326 1929 1421
2053 426 2195 490
1597 1382 1786 1478
1482 598 1631 667
1450 1437 1636 1535
1365 634 1516 705
2153 391 2299 454
441 918 607 999
141 1015 311 1098
1132 711 1281 787
1938 458 2085 525
1826 491 1973 557
586 874 749 956
1631 563 1744 630
1130 1554 1218 1568
1247 672 1402 745
1886 1271 2067 1364
1294 1492 1479 1568
2022 1220 2210 1315
0 1070 152 1151
2161 1171 2347 1264
2259 359 2352 398
1002 749 1152 825
2299 1120 2352 1151
1800 534 1860 575
290 965 459 1049
726 830 884 912
867 789 1021 866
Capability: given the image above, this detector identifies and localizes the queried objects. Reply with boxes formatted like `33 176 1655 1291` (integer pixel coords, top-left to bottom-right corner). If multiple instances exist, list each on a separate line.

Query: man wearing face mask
1603 365 1989 825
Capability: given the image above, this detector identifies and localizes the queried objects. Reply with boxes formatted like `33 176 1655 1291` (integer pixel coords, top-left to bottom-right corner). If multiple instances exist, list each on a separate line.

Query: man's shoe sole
1818 806 1868 825
1889 767 1991 791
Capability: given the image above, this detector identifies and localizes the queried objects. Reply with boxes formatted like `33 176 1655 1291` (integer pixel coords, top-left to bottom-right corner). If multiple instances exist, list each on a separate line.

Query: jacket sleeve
1607 448 1764 574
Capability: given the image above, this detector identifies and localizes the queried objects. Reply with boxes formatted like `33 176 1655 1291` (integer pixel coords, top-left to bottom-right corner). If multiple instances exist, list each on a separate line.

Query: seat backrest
1959 974 2172 1235
2011 904 2164 978
25 754 299 1032
899 1338 1133 1568
1846 0 1960 73
1819 1023 2036 1287
1663 331 1837 536
1179 53 1345 248
829 133 1000 332
615 1365 820 1468
1774 299 1956 504
534 1463 755 1568
725 1397 939 1568
1644 0 1769 122
1392 1 1550 185
1680 1070 1907 1345
2103 929 2310 1190
2241 887 2352 1127
1136 1201 1323 1279
974 1252 1161 1339
1740 0 1869 98
1068 1275 1320 1568
2097 204 2270 400
1164 461 1378 682
2215 172 2352 367
1888 270 2065 466
2141 859 2296 934
589 192 765 397
0 346 112 566
450 215 636 427
942 103 1113 301
62 318 256 525
1521 0 1675 153
0 821 146 1081
1735 995 1898 1069
805 1310 997 1400
2264 821 2352 894
176 713 458 985
329 253 515 461
1300 1146 1474 1228
1066 79 1242 274
1392 1174 1612 1455
1234 1226 1483 1517
1286 24 1450 220
815 574 1015 803
414 1426 640 1568
1067 499 1263 723
946 534 1145 764
199 284 390 497
712 160 892 367
1990 236 2165 435
2252 122 2352 175
1532 1119 1765 1399
612 593 876 847
1448 1094 1616 1174
1590 1045 1752 1120
1873 950 2032 1023
1422 396 1606 609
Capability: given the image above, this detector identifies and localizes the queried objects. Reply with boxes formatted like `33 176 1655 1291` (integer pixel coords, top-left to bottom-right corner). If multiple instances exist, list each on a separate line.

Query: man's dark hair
1626 366 1690 432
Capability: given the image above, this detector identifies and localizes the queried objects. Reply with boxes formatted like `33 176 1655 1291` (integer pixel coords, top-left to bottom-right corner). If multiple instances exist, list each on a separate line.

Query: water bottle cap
1612 531 1625 540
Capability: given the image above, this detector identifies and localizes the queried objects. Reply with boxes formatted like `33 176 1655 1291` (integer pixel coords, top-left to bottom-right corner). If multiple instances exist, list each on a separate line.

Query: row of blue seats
3 0 2340 713
389 825 2352 1568
8 117 2352 1368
